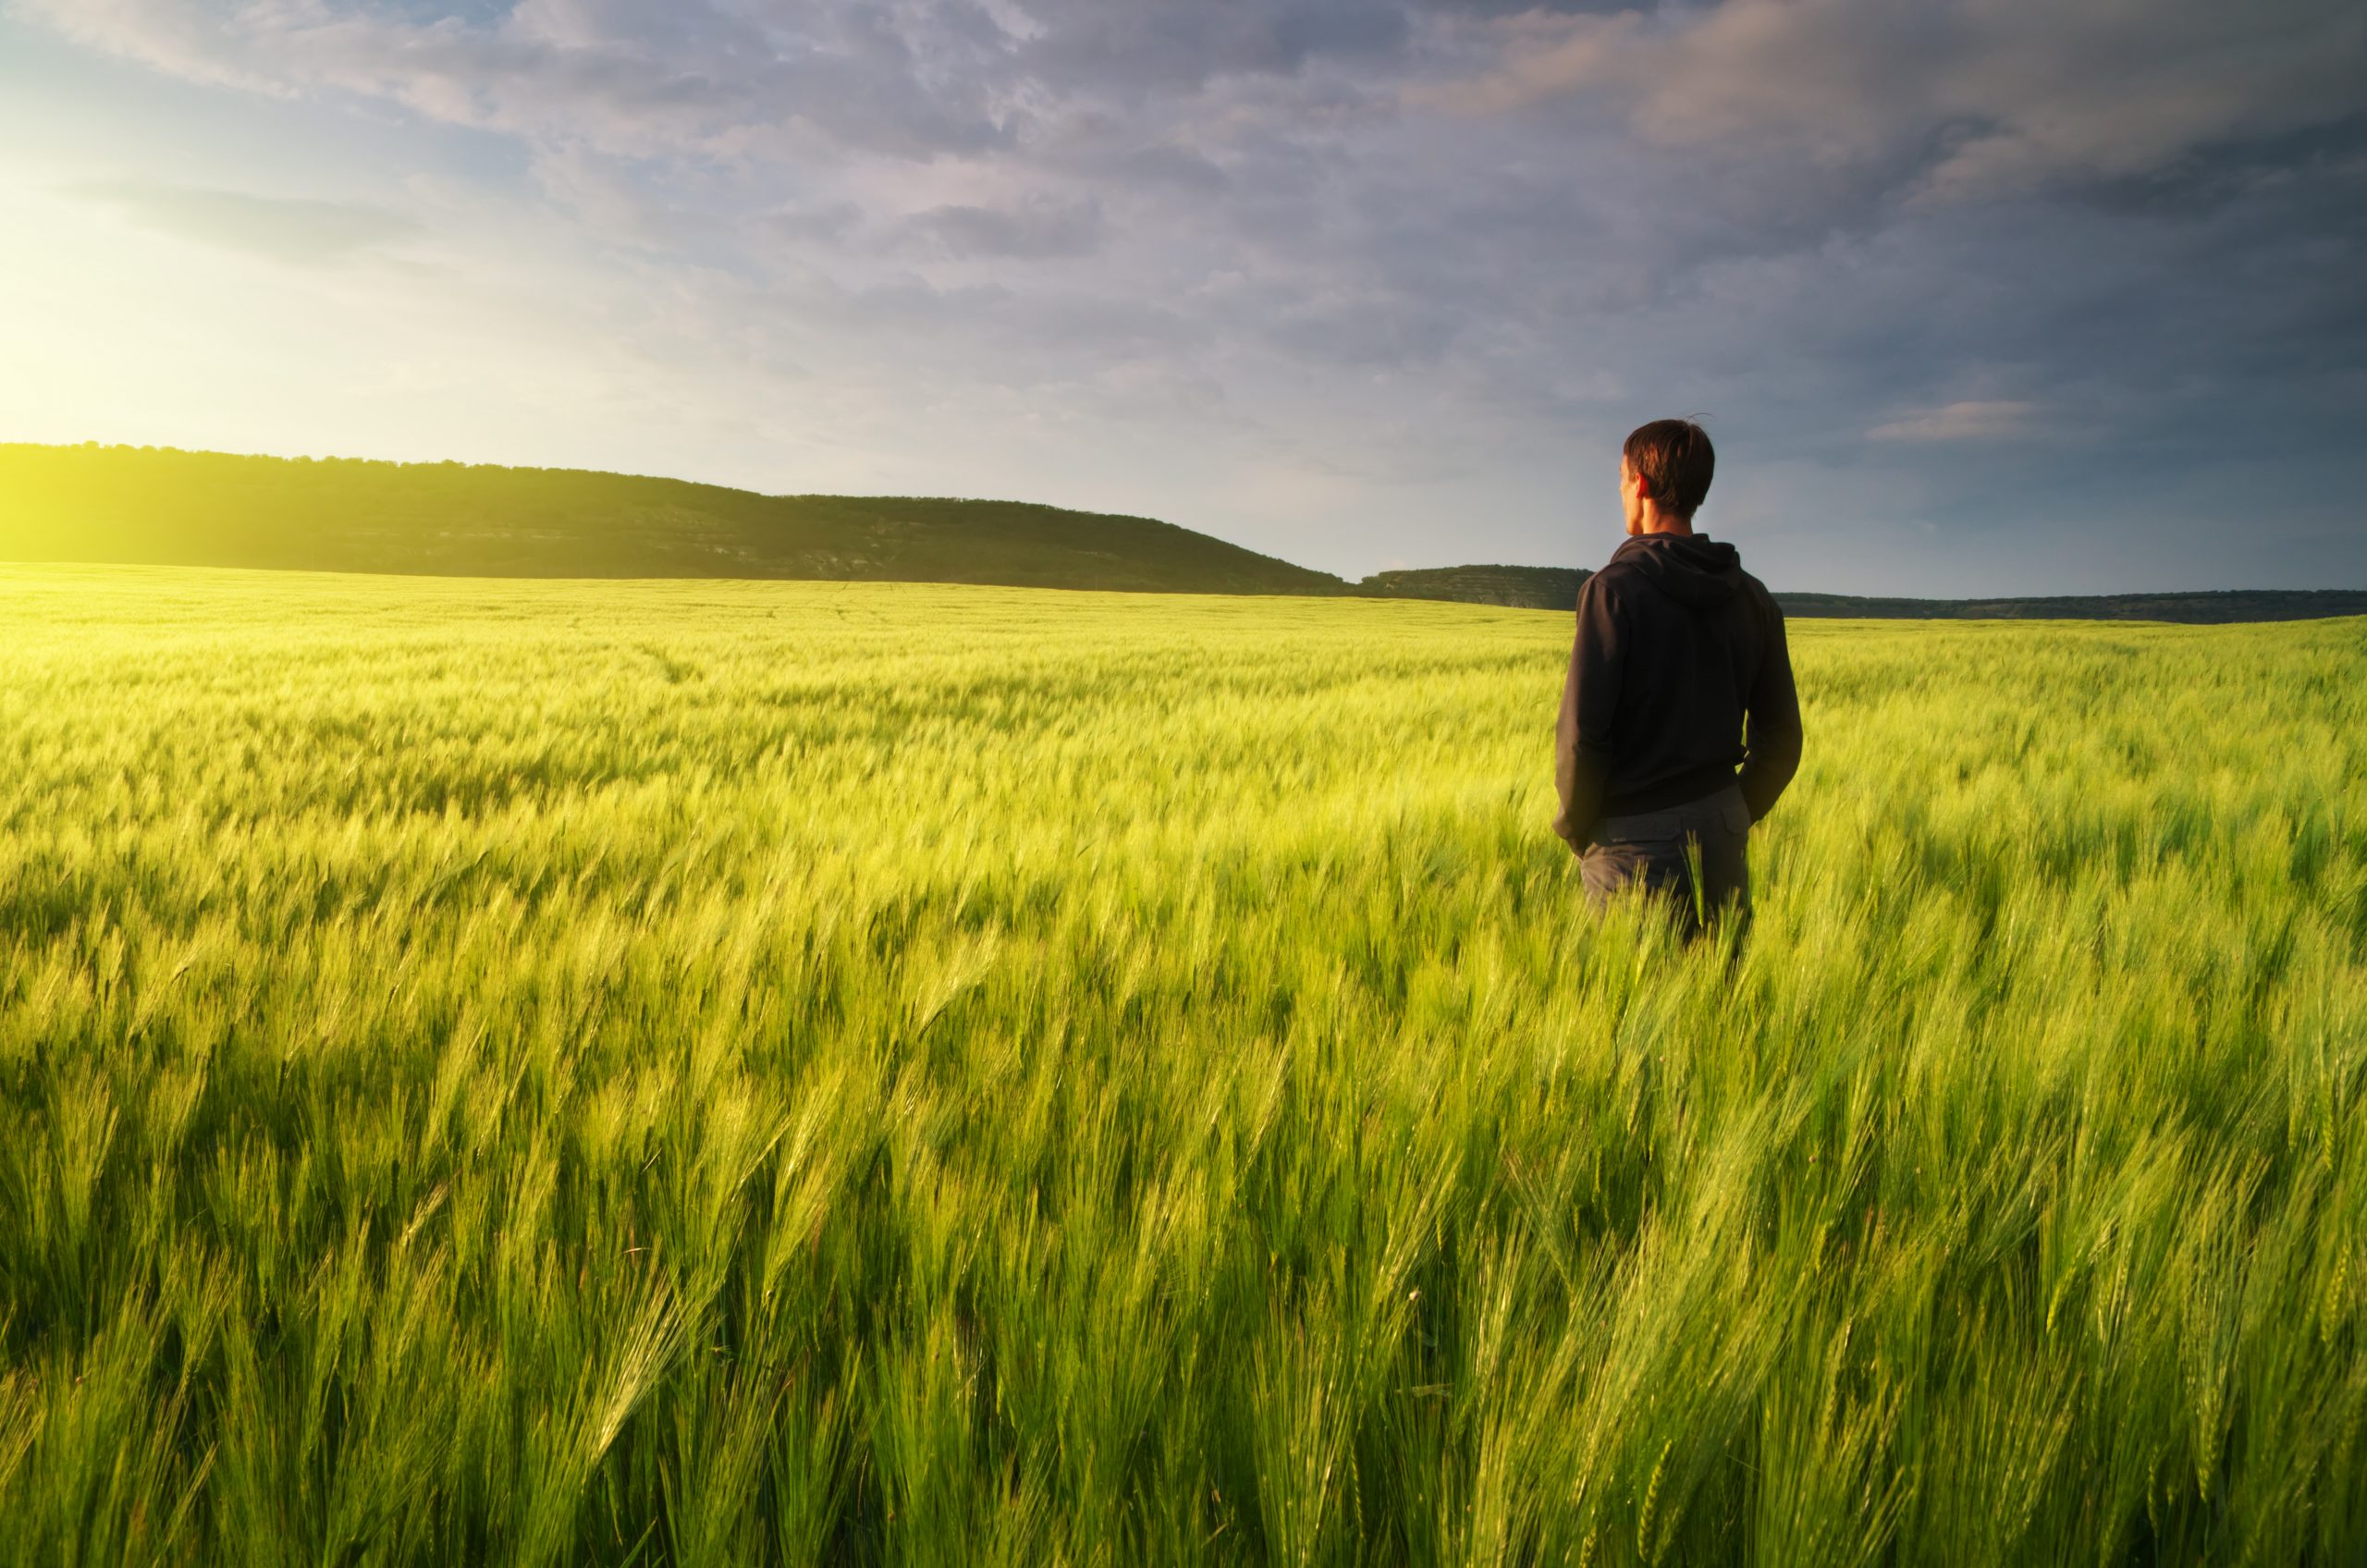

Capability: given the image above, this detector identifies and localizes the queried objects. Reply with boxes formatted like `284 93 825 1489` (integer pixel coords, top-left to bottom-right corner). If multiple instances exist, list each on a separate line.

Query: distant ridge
1770 590 2367 624
1354 564 1591 609
4 445 2357 622
1349 564 2367 624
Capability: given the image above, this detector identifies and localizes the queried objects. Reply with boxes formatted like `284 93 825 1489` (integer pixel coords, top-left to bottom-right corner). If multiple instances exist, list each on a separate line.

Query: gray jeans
1579 783 1752 937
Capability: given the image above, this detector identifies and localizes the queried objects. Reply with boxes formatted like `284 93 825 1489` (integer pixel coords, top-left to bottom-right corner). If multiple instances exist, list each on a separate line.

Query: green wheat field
2 562 2361 1566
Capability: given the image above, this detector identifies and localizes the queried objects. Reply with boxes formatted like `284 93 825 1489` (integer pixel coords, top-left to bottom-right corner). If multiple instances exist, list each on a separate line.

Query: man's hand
1551 813 1590 859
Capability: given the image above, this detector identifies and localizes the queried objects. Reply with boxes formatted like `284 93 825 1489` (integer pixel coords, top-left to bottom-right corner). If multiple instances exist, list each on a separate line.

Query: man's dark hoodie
1553 533 1801 852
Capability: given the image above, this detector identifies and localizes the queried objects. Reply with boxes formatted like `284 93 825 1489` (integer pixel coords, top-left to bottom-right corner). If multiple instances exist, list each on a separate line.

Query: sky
2 0 2362 595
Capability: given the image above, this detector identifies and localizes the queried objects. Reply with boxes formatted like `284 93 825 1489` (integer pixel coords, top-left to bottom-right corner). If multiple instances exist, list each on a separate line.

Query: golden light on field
2 562 2361 1561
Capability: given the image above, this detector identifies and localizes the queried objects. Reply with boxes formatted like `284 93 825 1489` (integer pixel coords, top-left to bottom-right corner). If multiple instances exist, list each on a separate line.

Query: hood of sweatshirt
1611 533 1742 610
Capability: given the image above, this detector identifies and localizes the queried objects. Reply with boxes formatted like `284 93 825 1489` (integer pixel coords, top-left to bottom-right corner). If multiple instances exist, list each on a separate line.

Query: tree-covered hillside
0 444 1343 596
1355 564 1592 609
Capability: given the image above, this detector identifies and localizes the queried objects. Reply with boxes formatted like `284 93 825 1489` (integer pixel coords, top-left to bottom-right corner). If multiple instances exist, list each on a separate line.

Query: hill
4 445 2358 620
0 443 1343 596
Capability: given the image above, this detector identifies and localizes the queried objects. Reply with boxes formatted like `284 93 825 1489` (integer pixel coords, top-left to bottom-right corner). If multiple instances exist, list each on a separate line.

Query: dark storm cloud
20 0 2367 588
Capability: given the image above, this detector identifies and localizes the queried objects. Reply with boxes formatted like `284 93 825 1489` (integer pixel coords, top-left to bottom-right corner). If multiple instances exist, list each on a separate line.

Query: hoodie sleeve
1552 575 1624 853
1737 583 1802 823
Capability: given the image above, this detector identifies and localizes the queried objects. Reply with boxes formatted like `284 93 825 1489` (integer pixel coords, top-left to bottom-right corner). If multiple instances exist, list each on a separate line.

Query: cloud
1867 400 2040 443
17 0 1022 159
11 0 2367 591
66 178 420 265
911 193 1108 259
1011 0 1412 92
1417 0 2367 201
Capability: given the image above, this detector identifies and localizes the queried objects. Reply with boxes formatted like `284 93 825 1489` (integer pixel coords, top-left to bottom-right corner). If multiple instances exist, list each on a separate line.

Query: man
1553 419 1802 936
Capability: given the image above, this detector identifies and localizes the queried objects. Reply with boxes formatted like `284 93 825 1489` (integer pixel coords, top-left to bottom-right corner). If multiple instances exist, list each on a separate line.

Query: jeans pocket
1719 800 1749 836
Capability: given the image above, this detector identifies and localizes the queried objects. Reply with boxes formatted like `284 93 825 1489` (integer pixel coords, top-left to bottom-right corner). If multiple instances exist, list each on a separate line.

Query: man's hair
1623 419 1715 520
